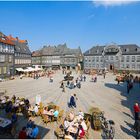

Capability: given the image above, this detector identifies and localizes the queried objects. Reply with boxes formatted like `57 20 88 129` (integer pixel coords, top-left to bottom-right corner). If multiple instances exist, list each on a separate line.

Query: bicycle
99 112 115 139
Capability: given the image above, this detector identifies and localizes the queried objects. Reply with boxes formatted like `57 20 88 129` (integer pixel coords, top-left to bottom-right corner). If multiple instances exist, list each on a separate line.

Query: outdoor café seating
54 111 90 139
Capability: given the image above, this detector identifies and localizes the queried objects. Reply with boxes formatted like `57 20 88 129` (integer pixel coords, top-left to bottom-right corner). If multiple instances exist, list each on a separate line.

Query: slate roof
119 44 140 55
13 40 31 54
84 46 105 56
6 35 31 55
33 43 82 56
84 44 140 56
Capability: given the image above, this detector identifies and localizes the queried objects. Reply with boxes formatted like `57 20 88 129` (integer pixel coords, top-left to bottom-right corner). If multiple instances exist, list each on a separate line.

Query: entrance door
110 64 113 70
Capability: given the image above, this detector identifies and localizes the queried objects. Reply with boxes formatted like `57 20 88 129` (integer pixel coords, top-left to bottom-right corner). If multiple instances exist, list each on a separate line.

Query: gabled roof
33 43 82 56
84 44 140 56
14 41 31 54
0 32 15 46
84 45 105 56
6 34 31 54
32 50 42 57
7 35 27 43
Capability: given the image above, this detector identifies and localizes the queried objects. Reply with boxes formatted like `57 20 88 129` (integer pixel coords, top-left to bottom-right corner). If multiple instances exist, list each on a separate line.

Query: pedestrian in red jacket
134 103 140 120
18 127 27 139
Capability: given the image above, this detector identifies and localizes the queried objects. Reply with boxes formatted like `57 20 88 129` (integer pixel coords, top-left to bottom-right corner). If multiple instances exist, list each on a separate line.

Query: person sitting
5 101 12 113
64 117 70 132
43 107 48 114
79 118 87 131
78 110 84 119
53 107 59 118
69 111 75 121
18 126 27 139
78 125 85 139
27 120 34 128
12 95 16 103
24 99 30 108
33 104 39 116
29 124 39 139
11 112 18 123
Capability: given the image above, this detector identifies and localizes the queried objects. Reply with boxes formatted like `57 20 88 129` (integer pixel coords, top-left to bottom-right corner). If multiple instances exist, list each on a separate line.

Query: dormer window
125 48 129 52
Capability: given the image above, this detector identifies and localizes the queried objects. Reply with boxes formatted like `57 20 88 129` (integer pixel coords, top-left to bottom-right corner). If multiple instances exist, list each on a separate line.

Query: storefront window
0 55 5 62
3 67 7 74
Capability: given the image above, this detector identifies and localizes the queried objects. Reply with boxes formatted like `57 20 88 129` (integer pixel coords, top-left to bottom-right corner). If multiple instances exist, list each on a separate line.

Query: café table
0 117 12 134
67 125 78 134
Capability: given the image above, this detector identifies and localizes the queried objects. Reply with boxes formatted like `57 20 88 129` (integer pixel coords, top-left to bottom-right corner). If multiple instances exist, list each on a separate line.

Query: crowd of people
55 110 90 139
18 120 39 139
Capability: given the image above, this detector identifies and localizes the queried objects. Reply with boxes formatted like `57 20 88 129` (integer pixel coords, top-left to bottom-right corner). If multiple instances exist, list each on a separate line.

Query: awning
16 68 24 72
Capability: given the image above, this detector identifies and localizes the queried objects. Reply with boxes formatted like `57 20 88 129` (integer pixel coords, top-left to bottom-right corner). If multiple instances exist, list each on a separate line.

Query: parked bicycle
99 112 115 139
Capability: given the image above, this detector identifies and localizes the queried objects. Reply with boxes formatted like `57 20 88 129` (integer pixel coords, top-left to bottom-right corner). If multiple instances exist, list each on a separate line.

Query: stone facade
84 44 140 71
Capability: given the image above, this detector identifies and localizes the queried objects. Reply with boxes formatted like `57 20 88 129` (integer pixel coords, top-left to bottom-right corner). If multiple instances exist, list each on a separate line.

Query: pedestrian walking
69 94 78 108
83 76 86 82
134 103 140 120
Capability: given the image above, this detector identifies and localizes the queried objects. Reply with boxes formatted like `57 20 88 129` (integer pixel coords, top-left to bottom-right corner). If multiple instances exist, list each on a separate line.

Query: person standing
83 76 86 82
134 117 140 139
134 103 140 120
69 94 77 108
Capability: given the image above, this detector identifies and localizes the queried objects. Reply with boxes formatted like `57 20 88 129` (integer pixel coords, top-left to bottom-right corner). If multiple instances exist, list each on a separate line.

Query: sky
0 1 140 52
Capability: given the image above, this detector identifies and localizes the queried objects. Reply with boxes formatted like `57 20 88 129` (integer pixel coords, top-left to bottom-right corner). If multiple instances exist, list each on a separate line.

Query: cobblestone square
0 71 139 139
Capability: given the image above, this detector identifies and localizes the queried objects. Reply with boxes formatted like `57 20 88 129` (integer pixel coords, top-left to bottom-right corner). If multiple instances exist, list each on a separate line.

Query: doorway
110 64 113 70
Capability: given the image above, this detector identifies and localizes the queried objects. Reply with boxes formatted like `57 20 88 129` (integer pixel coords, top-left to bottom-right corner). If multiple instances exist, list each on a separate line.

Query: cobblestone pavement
0 70 139 139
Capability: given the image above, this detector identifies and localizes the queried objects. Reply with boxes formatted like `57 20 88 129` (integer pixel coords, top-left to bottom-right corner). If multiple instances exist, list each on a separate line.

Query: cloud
93 0 135 7
88 14 95 19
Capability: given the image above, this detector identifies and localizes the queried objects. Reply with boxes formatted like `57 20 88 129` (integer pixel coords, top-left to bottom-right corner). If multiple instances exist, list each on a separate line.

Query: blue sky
0 1 140 52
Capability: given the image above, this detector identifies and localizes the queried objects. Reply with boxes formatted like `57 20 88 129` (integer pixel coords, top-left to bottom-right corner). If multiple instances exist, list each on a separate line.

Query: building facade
7 35 32 71
32 43 83 70
84 44 140 71
0 32 15 78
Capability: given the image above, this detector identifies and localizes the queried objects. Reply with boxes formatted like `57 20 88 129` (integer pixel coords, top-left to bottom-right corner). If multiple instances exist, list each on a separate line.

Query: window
0 55 5 62
121 56 124 62
132 64 135 69
116 56 118 60
71 59 75 62
126 56 130 62
3 67 7 74
105 56 108 60
137 64 140 69
92 57 95 62
96 57 99 62
9 55 12 62
93 64 95 67
110 56 113 60
126 64 130 69
137 56 140 62
0 67 1 74
0 43 2 52
132 56 135 62
100 57 103 62
121 64 124 68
